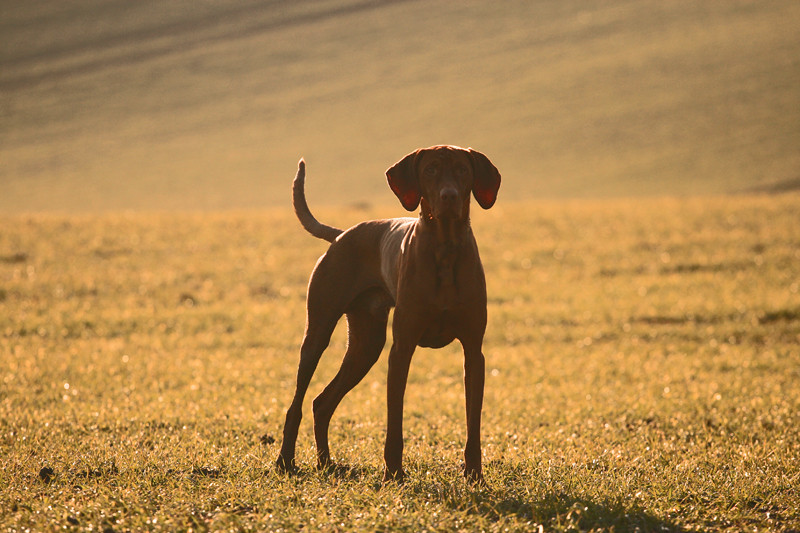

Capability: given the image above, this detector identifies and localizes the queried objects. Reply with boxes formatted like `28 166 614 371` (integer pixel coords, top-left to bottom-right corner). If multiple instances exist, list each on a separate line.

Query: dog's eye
455 165 469 176
424 165 438 176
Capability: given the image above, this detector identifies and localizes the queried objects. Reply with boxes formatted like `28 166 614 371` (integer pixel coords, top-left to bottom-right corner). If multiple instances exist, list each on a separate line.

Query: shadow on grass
401 461 687 532
271 460 687 531
468 490 686 532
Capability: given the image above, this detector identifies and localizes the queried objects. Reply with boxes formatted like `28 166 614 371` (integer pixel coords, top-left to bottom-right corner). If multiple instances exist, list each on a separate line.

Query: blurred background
1 0 798 213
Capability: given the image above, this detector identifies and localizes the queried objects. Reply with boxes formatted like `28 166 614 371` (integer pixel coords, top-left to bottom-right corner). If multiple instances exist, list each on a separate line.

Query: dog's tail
292 159 343 243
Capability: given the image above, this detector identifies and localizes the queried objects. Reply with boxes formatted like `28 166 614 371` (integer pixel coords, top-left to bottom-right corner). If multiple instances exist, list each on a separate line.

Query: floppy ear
386 150 422 211
468 148 501 209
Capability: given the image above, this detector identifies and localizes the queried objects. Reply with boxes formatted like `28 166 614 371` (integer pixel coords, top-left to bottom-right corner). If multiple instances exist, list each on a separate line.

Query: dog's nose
440 187 458 203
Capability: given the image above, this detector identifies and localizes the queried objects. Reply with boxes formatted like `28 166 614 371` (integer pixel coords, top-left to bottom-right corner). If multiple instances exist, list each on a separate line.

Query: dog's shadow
459 489 686 532
276 460 686 531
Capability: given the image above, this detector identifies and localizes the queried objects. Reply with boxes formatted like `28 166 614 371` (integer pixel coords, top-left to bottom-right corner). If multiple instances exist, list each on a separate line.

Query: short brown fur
276 145 501 483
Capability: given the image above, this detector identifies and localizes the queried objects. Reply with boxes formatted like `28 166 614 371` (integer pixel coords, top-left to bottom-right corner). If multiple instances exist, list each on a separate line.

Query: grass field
2 194 799 531
2 1 800 530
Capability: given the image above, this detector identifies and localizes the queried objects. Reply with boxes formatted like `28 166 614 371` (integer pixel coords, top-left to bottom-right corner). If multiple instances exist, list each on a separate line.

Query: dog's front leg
463 341 485 484
383 339 416 483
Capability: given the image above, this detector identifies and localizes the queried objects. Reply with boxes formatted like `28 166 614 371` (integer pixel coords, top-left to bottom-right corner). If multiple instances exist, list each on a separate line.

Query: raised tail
292 159 343 243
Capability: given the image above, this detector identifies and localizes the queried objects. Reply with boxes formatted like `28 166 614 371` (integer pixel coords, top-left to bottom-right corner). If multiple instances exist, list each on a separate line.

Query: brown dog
275 145 501 483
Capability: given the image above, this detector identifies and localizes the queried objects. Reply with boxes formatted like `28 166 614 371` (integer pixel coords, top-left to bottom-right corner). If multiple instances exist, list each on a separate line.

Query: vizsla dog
275 145 501 483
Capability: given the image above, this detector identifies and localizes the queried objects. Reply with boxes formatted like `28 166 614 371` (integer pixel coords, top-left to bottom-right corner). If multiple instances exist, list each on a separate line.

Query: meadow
2 194 799 531
3 1 799 529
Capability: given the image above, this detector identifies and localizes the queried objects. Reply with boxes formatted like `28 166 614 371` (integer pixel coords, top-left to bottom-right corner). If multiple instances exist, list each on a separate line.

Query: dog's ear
386 150 422 211
468 148 501 209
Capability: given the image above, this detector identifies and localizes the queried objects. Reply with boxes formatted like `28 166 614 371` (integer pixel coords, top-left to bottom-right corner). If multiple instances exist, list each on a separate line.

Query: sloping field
2 0 799 212
1 196 799 530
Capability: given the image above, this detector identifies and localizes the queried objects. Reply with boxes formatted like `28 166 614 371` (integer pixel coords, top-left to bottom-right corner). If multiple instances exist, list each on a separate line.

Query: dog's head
386 145 501 220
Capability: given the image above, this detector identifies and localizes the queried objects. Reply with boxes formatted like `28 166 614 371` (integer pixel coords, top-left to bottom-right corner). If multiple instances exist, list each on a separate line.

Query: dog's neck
419 198 472 288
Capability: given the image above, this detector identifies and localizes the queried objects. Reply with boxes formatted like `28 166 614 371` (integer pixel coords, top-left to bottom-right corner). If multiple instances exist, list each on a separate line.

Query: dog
275 145 500 483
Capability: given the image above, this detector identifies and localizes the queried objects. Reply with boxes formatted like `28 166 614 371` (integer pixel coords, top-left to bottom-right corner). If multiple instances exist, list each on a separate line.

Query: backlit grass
1 195 799 531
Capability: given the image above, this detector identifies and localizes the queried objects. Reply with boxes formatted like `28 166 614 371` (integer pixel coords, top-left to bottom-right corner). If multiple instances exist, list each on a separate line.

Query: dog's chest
417 310 458 349
417 268 485 348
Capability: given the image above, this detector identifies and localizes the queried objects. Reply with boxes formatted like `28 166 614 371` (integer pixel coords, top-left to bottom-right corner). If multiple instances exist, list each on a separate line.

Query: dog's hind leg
275 266 351 471
275 318 337 472
312 290 390 469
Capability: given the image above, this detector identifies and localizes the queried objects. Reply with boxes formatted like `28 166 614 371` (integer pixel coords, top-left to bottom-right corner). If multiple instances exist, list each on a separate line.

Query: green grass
2 195 799 531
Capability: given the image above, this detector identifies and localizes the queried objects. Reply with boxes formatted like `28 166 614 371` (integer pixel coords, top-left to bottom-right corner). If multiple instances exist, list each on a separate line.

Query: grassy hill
2 0 799 212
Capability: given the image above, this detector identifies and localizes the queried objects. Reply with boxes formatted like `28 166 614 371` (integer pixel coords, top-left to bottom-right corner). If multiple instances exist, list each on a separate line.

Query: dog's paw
275 455 297 474
381 468 405 485
464 467 486 487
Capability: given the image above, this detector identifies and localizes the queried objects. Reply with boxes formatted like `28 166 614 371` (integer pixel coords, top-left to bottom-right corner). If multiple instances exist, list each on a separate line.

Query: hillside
2 0 798 212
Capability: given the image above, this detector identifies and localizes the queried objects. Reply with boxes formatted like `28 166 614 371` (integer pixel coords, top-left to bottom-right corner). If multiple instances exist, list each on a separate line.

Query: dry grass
2 5 799 529
2 194 799 531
